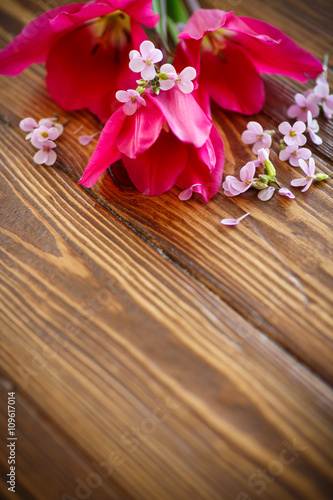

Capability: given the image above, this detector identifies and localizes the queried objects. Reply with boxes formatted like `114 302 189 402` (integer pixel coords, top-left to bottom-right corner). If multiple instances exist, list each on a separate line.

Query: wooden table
0 0 332 499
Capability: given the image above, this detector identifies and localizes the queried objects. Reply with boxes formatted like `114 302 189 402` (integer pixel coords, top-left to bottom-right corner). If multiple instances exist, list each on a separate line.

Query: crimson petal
122 131 187 196
201 44 265 114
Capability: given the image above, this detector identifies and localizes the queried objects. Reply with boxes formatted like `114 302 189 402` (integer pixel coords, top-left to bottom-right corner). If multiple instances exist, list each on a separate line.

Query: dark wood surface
0 0 333 499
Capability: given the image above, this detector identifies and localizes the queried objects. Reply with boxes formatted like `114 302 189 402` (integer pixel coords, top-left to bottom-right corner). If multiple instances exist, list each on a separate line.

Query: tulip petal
177 124 224 202
226 16 323 82
116 97 164 158
178 9 234 40
150 88 211 148
46 23 120 110
79 108 127 188
122 131 187 196
200 45 265 114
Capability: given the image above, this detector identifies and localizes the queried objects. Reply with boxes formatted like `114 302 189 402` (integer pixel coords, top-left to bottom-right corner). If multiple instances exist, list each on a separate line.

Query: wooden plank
0 1 333 499
0 376 128 500
0 127 333 499
1 0 332 380
3 65 330 381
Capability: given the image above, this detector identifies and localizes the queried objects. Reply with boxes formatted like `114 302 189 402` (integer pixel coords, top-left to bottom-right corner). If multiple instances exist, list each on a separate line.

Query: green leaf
166 0 189 24
152 0 170 52
166 16 181 46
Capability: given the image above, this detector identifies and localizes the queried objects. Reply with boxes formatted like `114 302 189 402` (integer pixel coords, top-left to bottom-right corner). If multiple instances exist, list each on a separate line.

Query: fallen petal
221 212 250 226
257 186 275 201
278 187 295 199
79 132 100 146
179 183 201 201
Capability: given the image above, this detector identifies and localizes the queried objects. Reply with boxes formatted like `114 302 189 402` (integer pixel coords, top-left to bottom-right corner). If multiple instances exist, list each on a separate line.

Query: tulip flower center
202 29 237 57
91 11 131 50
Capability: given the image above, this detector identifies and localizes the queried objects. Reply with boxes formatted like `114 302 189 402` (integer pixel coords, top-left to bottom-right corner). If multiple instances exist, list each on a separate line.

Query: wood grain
0 0 333 499
0 142 333 499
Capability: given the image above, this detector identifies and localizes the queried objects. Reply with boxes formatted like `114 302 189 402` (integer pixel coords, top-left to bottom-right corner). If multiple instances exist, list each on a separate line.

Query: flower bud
258 174 270 184
264 159 276 178
253 180 269 190
314 173 329 182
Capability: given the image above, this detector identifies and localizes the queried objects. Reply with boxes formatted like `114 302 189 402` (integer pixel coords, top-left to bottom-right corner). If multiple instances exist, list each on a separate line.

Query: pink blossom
314 83 333 119
221 212 250 226
0 1 159 123
306 111 322 145
290 158 316 192
19 117 62 140
116 89 146 115
79 87 224 202
279 145 311 167
33 140 57 166
287 93 320 122
253 148 270 168
222 162 256 197
257 186 275 201
178 184 201 201
278 121 306 146
159 64 196 94
31 125 61 146
241 122 272 154
278 187 295 199
129 41 163 80
176 9 322 115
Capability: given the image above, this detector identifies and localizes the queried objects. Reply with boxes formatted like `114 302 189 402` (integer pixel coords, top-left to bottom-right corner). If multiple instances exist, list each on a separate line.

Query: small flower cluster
279 57 332 164
221 59 332 225
288 57 333 122
223 145 294 202
19 116 63 165
116 40 196 115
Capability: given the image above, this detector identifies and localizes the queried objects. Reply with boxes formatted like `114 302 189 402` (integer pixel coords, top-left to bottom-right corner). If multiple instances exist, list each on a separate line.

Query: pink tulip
176 9 322 115
0 0 159 123
79 87 224 202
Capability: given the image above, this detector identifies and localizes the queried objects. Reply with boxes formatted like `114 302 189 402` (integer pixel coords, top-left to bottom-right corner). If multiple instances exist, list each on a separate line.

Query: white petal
278 121 291 135
179 66 196 80
19 117 37 132
129 50 140 60
129 58 145 73
177 79 194 94
140 40 155 58
290 178 308 187
116 90 130 103
47 126 60 140
221 213 250 226
149 48 163 63
54 123 63 136
257 187 275 201
159 80 175 91
247 121 263 134
141 64 156 81
45 150 57 166
160 63 176 74
34 149 48 164
123 101 138 116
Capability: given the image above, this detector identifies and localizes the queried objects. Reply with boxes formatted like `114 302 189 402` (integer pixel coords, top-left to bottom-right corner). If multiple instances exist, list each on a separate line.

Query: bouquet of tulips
0 0 325 202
